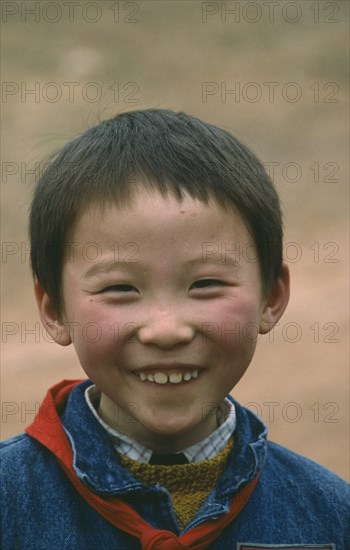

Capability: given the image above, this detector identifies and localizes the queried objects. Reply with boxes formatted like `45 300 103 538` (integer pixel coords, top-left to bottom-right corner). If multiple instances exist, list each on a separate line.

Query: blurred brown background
1 0 349 481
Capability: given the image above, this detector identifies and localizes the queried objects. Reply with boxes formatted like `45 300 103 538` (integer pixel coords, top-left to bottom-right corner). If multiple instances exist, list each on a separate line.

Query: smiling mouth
136 369 200 385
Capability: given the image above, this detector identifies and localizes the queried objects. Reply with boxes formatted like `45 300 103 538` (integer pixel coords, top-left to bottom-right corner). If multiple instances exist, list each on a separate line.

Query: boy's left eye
190 279 226 289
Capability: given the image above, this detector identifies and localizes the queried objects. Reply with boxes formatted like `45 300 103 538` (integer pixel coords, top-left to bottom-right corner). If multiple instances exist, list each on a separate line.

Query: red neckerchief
26 380 260 550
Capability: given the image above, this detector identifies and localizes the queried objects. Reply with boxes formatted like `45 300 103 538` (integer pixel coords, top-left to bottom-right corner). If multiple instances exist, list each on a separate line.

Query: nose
137 310 195 349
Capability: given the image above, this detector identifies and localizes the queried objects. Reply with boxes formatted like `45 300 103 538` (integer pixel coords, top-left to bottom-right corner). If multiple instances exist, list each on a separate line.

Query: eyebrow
82 258 133 280
185 255 241 269
82 253 241 280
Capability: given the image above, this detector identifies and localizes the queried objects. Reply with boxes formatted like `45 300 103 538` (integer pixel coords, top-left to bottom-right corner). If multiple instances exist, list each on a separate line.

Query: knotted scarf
26 380 260 550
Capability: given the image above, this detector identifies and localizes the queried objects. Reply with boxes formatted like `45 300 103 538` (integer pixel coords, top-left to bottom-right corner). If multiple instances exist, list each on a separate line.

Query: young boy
1 109 349 549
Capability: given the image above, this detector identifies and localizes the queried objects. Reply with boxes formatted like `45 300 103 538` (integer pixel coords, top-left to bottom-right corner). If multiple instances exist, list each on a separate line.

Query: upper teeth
138 370 199 384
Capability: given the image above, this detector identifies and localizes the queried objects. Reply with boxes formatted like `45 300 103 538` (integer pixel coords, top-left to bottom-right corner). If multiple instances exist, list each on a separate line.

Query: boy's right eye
101 284 138 293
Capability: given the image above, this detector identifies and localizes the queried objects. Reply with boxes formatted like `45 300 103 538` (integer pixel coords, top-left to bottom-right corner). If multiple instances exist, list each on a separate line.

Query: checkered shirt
85 385 236 464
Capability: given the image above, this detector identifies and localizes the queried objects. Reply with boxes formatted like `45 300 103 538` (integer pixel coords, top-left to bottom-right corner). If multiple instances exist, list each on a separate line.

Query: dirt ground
1 1 349 482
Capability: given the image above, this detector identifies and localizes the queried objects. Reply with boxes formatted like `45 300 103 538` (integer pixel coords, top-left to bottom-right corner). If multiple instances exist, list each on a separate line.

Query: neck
98 393 220 453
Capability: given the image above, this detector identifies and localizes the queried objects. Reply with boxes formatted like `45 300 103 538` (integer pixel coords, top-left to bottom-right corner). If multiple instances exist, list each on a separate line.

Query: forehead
63 189 259 280
69 187 251 247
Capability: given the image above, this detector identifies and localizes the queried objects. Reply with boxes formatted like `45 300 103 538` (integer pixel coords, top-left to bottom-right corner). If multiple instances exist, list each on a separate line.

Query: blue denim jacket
1 380 349 549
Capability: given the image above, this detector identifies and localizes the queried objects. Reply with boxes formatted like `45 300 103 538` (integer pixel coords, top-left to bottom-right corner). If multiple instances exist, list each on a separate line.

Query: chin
146 415 197 438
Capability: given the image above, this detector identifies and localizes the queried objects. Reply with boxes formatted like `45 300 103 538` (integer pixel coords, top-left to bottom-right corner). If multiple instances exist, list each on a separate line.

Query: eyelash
102 284 137 293
101 279 226 294
190 279 225 289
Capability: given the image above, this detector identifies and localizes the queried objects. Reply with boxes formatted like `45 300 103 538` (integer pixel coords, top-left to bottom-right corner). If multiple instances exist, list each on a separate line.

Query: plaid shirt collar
85 385 236 464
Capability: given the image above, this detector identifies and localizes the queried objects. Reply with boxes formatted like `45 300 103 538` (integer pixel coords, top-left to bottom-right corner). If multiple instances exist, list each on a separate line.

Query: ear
34 279 72 346
259 263 290 334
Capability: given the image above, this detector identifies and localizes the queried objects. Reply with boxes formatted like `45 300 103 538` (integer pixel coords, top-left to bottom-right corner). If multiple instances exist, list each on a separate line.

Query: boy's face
38 186 289 452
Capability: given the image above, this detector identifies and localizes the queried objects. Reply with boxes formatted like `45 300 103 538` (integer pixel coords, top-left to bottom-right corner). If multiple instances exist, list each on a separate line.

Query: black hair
29 108 283 312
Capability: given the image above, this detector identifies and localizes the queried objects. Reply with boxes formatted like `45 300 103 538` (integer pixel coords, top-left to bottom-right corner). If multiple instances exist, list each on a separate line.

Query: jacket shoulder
266 440 349 506
0 432 57 483
1 432 40 458
267 440 348 479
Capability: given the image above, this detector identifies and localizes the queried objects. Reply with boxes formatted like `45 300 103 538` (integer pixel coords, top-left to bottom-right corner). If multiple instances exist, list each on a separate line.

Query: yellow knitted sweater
119 438 234 529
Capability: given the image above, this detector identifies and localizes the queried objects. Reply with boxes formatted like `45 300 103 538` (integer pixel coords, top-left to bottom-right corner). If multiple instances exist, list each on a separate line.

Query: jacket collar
29 379 268 498
61 379 146 495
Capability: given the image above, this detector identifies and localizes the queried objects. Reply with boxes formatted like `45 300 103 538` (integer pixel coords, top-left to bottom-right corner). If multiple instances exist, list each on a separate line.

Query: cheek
208 295 261 328
205 297 262 355
67 303 131 363
68 299 130 338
